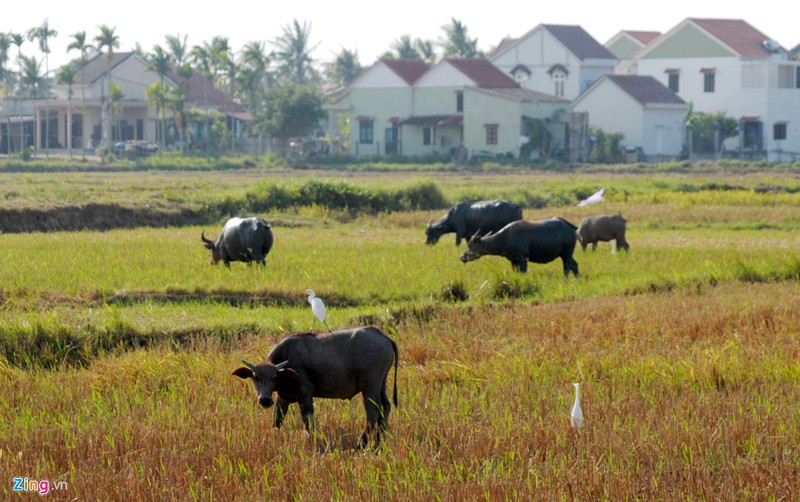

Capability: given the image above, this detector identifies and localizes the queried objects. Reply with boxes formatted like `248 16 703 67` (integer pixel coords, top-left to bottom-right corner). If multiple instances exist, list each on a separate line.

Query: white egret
305 289 330 332
570 382 584 429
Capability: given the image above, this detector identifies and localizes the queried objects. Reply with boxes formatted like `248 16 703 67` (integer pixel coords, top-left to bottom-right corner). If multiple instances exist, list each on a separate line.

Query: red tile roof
543 25 617 60
166 70 248 118
444 58 518 88
691 18 782 57
624 31 661 45
605 75 686 106
382 59 430 85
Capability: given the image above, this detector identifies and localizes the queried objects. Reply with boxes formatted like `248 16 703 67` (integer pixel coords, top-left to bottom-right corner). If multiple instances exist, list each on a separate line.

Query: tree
9 33 25 151
440 18 480 58
255 84 324 155
688 111 738 155
165 33 188 65
56 63 77 157
108 82 124 143
167 85 187 153
94 24 120 147
146 45 173 150
67 31 93 158
145 82 168 149
27 19 57 155
20 55 45 99
0 33 11 153
327 48 363 88
390 35 421 59
273 19 319 85
415 39 437 64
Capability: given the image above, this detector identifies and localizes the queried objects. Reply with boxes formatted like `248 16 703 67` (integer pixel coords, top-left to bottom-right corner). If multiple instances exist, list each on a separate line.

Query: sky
6 0 798 76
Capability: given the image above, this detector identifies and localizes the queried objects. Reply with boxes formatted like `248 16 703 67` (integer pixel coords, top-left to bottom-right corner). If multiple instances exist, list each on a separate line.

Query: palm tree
173 63 192 152
27 19 57 155
222 50 238 153
165 33 188 65
94 25 120 148
145 81 168 151
391 35 421 59
167 85 187 153
415 39 437 64
67 31 93 158
20 55 44 98
328 48 363 88
273 19 318 85
0 33 11 154
9 33 25 151
146 45 173 150
440 18 480 58
56 63 77 157
108 82 124 145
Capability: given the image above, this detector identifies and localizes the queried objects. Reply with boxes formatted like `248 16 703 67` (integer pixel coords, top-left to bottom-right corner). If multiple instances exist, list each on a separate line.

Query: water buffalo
578 213 629 252
460 217 579 276
232 326 399 448
426 199 522 246
201 217 273 266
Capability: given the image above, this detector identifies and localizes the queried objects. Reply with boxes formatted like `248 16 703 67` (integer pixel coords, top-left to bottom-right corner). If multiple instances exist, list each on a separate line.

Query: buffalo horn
201 231 214 245
241 359 257 370
275 360 289 369
426 218 432 229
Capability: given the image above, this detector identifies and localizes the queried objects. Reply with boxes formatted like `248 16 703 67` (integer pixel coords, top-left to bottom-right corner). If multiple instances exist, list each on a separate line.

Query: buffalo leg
273 397 291 428
298 401 315 435
360 392 384 448
562 257 579 277
509 255 528 272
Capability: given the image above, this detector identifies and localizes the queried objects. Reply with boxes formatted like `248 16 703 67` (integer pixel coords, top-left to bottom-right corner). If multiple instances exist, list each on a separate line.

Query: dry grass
2 282 798 499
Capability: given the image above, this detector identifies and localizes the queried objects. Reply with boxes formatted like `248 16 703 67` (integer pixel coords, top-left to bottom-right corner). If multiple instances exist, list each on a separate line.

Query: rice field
1 167 799 499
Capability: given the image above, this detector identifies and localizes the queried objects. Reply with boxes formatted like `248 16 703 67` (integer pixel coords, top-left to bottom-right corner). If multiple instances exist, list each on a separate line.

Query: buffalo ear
278 368 300 380
232 367 254 379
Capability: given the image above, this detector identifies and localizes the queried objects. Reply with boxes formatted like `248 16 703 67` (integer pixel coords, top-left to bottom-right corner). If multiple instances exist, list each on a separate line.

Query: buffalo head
459 231 491 263
425 218 445 245
232 360 299 408
201 231 222 265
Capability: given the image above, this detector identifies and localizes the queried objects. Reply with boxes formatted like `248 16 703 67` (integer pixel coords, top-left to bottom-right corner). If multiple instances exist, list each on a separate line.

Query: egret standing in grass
571 382 584 429
305 289 330 332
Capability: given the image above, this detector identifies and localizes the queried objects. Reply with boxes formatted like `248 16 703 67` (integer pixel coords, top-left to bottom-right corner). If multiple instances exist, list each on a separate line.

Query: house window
359 119 374 144
796 67 800 89
777 66 794 88
423 127 432 145
485 124 498 145
553 71 566 97
456 92 463 112
701 68 715 93
774 123 787 140
510 65 531 85
668 73 680 93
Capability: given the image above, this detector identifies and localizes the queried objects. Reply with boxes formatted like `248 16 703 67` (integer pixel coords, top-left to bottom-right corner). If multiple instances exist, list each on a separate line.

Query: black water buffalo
232 326 399 448
201 217 273 266
578 213 629 252
426 199 522 246
460 217 579 276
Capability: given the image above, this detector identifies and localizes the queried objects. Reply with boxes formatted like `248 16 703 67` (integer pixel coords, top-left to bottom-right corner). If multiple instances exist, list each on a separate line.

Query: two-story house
489 24 618 100
325 57 584 160
605 30 661 75
634 18 800 162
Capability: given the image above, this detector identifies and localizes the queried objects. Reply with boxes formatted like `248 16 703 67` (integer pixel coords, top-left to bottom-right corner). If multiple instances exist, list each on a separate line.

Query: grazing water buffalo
460 217 579 276
426 199 522 246
201 217 273 266
232 326 399 448
578 213 629 252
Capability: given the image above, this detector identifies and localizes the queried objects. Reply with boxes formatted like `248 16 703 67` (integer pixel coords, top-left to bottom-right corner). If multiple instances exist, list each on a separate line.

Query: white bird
304 289 330 332
570 382 584 429
578 188 605 207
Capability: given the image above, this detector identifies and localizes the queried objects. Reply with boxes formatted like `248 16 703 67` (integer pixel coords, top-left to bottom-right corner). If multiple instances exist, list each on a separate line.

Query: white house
325 57 584 160
490 24 618 100
571 75 688 161
634 18 800 162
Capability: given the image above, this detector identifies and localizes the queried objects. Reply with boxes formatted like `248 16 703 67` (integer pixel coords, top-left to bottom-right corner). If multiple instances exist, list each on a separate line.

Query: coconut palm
145 81 168 150
108 82 124 144
390 35 421 60
56 63 77 157
173 63 192 152
67 31 93 158
328 48 363 88
273 19 318 85
0 33 11 154
440 18 480 58
9 33 25 151
146 45 173 150
165 33 188 65
27 19 57 155
94 25 120 147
